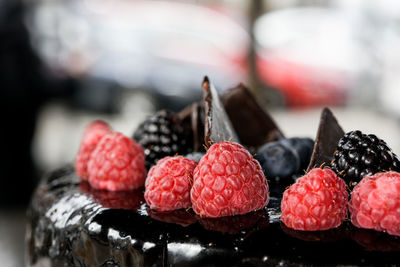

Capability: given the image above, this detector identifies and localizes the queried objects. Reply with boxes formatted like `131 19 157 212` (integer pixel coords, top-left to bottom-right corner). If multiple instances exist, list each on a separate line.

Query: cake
26 78 400 266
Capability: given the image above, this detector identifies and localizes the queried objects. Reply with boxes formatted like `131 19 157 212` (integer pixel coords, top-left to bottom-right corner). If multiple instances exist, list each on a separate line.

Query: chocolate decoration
27 166 400 266
178 102 204 151
202 77 239 146
307 108 345 171
222 84 284 149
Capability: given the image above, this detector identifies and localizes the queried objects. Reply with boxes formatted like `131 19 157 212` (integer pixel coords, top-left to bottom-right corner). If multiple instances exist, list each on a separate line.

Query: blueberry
255 142 300 179
185 152 205 162
280 137 314 170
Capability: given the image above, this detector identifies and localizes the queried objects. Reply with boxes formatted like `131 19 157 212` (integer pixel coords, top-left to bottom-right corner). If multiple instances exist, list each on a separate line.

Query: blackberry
330 130 400 186
133 110 193 169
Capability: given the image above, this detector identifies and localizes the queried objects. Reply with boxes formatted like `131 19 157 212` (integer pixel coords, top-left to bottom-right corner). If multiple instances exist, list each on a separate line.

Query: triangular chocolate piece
307 108 345 172
202 77 239 145
221 84 284 150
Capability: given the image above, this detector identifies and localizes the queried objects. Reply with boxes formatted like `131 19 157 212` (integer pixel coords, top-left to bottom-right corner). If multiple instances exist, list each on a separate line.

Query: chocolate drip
307 108 345 171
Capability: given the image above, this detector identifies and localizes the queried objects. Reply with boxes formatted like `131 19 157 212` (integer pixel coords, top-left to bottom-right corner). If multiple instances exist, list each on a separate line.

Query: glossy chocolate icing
27 166 400 266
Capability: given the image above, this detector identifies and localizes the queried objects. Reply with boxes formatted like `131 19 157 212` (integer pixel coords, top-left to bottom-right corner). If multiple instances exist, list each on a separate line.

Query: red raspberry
190 142 269 218
281 168 348 231
144 156 197 211
75 120 112 180
87 132 146 191
349 171 400 236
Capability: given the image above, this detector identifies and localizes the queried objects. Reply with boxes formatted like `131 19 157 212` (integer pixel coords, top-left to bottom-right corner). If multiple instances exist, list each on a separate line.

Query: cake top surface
27 166 400 266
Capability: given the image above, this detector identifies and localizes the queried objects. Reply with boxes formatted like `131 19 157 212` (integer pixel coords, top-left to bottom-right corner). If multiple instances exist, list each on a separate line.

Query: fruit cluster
76 124 270 217
145 141 269 217
75 119 400 237
281 167 400 236
280 130 400 236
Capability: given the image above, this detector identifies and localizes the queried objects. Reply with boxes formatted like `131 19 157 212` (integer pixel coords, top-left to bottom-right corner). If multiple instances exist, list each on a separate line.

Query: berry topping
281 137 314 170
145 156 197 211
349 171 400 236
281 168 348 231
75 120 112 180
256 137 314 181
133 110 193 169
330 130 400 186
256 142 299 180
87 132 146 191
191 142 269 218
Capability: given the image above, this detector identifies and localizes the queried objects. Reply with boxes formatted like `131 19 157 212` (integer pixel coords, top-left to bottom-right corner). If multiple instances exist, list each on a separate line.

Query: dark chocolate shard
307 108 345 172
202 77 239 145
221 84 284 150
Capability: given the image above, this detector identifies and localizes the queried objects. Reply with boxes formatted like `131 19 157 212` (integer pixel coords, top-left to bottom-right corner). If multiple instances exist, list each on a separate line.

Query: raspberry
144 156 197 211
87 132 146 191
190 142 269 218
75 120 112 180
281 168 348 231
349 171 400 236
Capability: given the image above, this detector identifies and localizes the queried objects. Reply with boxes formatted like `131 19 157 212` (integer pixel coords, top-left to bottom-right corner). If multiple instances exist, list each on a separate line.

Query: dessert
27 78 400 266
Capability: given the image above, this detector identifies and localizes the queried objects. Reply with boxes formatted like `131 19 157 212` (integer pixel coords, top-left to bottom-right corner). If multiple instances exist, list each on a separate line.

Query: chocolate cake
26 79 400 266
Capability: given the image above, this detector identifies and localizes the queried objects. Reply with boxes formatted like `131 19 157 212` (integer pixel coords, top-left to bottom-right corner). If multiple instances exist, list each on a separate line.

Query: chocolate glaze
27 166 400 266
307 108 345 171
221 84 284 150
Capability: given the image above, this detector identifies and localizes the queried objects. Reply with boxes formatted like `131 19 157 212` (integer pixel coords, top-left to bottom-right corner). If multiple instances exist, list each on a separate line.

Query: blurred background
2 0 400 266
